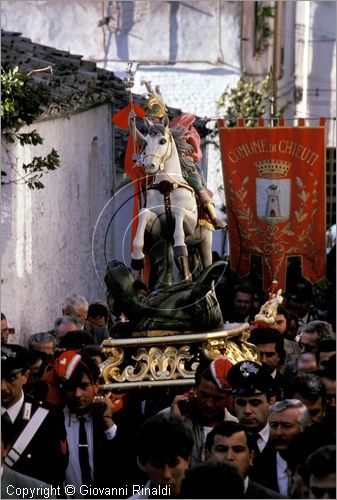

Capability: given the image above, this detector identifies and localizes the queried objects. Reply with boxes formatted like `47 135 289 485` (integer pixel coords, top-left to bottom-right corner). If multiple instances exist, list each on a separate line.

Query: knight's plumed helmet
143 80 168 120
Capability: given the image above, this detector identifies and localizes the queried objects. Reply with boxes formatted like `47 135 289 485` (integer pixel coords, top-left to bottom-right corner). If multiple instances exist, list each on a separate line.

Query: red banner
218 119 326 292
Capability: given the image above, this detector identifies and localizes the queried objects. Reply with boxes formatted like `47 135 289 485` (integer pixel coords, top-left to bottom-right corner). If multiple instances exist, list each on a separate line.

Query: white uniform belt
4 407 49 467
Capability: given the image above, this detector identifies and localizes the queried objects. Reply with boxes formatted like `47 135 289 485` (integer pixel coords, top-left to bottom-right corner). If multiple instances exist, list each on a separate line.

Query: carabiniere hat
227 360 275 396
1 344 33 378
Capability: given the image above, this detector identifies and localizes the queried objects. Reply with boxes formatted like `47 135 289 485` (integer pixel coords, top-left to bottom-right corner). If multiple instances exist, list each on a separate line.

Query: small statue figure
253 280 284 326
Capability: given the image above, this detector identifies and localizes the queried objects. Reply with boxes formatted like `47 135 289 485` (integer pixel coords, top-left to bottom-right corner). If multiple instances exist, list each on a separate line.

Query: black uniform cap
227 360 276 396
1 344 34 378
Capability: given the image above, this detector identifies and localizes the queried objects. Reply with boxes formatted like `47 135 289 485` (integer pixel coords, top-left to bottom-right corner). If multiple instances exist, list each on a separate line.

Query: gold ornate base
100 323 258 390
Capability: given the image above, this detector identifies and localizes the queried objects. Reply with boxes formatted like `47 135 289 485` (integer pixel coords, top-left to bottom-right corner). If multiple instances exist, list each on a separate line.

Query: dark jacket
5 397 68 487
64 407 144 498
250 439 279 493
83 322 109 345
245 478 288 499
1 465 54 499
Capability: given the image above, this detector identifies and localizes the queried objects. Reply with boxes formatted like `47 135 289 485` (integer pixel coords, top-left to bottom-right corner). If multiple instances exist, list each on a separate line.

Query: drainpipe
297 1 311 117
272 0 283 115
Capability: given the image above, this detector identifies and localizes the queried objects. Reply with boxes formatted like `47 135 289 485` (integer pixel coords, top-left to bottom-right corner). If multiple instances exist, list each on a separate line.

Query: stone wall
1 105 114 342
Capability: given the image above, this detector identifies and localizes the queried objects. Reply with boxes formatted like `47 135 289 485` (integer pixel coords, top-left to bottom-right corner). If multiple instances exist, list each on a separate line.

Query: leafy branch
1 64 60 189
217 75 273 127
254 2 274 55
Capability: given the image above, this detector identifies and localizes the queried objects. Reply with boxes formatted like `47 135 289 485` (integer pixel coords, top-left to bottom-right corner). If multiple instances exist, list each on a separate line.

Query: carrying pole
123 62 138 161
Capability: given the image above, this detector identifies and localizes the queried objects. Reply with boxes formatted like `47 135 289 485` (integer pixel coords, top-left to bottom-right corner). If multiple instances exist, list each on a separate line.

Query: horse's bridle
142 130 173 172
141 130 194 193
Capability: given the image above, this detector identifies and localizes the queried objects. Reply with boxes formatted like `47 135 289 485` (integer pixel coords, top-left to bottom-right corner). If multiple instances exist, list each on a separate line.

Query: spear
123 62 138 161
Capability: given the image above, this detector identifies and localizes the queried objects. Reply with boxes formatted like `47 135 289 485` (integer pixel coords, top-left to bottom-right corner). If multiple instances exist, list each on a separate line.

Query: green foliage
255 2 274 55
1 64 60 189
216 75 288 127
23 149 60 190
213 74 290 212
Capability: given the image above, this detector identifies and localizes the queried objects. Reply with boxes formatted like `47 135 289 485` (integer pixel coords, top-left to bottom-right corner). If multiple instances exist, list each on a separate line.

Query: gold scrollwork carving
202 339 258 365
123 348 150 382
148 346 178 380
100 347 125 383
177 345 196 378
100 324 256 386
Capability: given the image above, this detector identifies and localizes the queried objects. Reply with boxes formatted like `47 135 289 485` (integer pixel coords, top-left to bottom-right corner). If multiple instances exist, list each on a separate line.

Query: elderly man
205 421 286 498
268 399 312 495
298 320 335 353
54 315 82 343
62 295 109 345
28 332 57 357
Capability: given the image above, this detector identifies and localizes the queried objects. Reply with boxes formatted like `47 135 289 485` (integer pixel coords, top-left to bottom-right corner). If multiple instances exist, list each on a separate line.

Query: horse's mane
147 123 196 180
171 126 195 179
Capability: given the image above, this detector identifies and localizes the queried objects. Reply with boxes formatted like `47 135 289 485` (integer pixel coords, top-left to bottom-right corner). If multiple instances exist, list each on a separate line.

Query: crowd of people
1 282 336 499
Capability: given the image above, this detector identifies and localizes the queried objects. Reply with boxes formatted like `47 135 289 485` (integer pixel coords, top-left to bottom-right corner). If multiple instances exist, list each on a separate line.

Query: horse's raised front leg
131 208 151 270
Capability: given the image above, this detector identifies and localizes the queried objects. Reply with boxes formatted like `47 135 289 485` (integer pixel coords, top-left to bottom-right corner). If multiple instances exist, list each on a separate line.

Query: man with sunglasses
1 344 68 488
298 320 335 354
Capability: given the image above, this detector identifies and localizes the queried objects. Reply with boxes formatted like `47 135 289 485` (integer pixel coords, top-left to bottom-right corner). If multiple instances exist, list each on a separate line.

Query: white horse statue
131 116 213 285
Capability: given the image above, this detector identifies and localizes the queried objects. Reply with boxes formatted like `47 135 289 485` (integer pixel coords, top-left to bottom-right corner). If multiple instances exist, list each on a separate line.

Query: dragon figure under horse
131 116 213 284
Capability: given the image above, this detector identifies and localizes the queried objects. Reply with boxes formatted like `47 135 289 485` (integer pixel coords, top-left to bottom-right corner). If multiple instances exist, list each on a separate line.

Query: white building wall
0 1 241 68
295 0 336 145
0 0 242 210
1 105 114 343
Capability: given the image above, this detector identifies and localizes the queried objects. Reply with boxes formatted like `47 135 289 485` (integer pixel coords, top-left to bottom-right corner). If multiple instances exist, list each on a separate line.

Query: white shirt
298 312 309 328
63 406 117 497
159 405 238 422
1 391 24 422
276 452 288 495
256 423 270 453
243 476 249 493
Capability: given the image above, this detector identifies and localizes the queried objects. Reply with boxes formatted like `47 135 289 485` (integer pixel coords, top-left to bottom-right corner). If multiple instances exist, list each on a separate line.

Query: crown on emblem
255 160 291 178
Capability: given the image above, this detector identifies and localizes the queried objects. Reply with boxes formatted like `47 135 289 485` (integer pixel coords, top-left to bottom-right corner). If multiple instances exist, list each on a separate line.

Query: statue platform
100 322 258 390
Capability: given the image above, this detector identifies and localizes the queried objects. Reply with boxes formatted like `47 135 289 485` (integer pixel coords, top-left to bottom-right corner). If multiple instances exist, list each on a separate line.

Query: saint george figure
131 81 225 230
